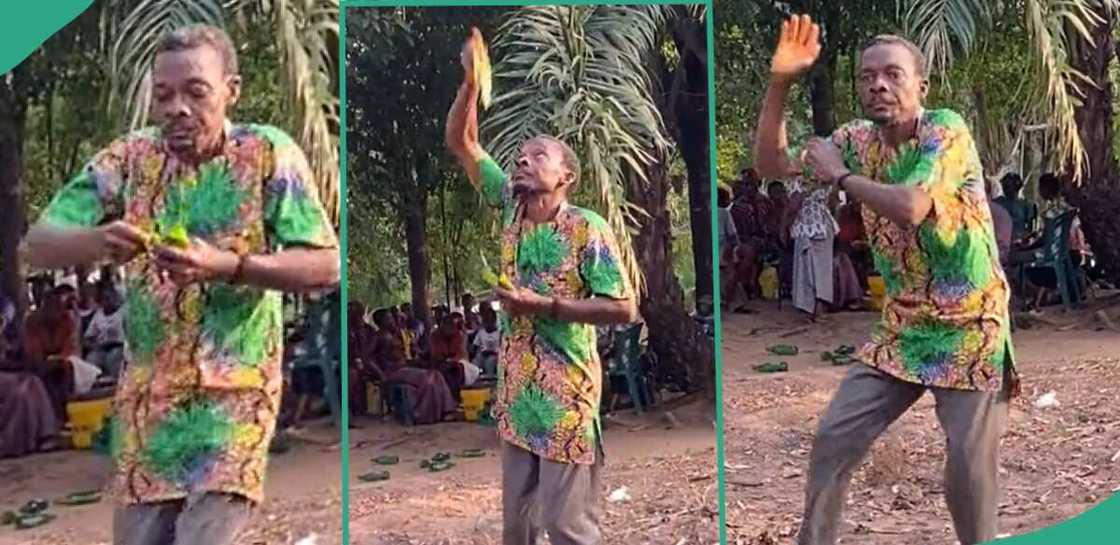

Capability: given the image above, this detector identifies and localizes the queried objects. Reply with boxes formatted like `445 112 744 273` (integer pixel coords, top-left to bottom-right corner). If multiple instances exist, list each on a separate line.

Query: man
754 16 1016 545
83 285 126 380
24 24 339 545
446 30 638 545
985 179 1013 266
461 292 482 336
784 177 838 321
472 302 501 377
993 172 1035 248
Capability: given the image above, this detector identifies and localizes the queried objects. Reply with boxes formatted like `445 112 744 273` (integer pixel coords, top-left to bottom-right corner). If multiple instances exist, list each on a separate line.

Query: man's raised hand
771 14 821 79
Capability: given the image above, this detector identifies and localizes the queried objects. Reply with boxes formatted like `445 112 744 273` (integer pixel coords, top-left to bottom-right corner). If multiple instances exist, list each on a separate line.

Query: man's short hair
860 34 926 77
531 134 581 184
156 24 239 75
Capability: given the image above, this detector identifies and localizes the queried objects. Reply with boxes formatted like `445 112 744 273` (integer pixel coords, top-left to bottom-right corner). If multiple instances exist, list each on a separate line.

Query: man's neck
522 191 567 224
879 111 921 149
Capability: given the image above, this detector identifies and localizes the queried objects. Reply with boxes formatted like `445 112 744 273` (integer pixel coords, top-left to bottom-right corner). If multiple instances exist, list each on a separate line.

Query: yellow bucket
461 388 491 422
759 266 779 300
867 276 886 311
67 397 112 449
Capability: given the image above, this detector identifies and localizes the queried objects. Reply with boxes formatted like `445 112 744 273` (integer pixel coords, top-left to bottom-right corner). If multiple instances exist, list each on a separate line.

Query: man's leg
502 441 541 545
932 376 1011 545
538 449 604 545
173 493 254 545
797 365 925 545
113 501 181 545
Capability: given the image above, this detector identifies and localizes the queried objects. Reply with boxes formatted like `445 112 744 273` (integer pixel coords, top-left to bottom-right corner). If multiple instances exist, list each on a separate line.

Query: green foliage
346 7 505 311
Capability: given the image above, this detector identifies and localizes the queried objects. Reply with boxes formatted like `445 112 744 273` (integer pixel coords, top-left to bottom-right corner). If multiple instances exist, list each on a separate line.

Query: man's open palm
771 14 821 77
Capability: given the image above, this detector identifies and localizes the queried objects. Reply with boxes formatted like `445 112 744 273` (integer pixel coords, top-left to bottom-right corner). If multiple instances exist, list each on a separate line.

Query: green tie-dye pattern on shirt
509 384 564 440
871 247 904 297
897 320 966 376
125 282 165 365
44 171 104 228
919 223 992 290
265 191 325 249
533 316 592 365
202 285 281 367
141 401 235 483
517 224 568 276
158 163 245 238
886 145 932 186
581 254 622 296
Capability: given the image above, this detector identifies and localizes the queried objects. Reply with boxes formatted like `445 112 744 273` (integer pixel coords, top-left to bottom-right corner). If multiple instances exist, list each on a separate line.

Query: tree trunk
1068 3 1120 285
809 53 837 136
402 188 431 337
625 166 714 400
0 72 29 337
671 13 713 309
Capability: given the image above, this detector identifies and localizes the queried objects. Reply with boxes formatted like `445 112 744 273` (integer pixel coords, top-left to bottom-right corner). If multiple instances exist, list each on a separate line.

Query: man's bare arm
841 176 932 228
754 78 801 179
445 38 485 187
553 296 638 326
24 226 106 270
231 247 340 293
25 221 147 270
754 15 821 179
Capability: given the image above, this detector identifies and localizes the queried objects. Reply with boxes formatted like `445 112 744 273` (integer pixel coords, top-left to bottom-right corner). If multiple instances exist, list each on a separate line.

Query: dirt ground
0 418 344 545
721 301 1120 545
347 399 720 545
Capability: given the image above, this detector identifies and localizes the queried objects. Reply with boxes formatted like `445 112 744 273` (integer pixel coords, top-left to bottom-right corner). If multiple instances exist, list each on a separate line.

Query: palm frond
263 0 341 222
1021 0 1115 181
900 0 990 76
483 5 675 295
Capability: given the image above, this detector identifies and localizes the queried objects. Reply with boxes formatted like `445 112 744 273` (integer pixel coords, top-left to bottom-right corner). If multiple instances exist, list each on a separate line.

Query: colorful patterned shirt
477 154 632 465
831 109 1014 392
41 124 337 504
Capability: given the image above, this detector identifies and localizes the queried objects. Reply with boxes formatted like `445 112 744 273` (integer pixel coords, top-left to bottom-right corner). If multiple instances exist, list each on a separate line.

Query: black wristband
836 172 854 191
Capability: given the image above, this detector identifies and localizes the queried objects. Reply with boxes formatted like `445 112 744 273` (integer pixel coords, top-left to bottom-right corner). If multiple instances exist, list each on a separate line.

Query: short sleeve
477 153 509 209
261 131 338 251
578 211 632 300
41 143 126 228
905 110 982 195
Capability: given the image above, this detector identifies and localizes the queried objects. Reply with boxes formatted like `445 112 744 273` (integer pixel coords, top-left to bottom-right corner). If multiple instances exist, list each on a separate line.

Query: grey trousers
113 493 253 545
798 364 1010 545
502 441 604 545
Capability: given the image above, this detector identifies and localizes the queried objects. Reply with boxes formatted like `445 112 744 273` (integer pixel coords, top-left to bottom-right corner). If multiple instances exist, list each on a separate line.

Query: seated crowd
347 293 499 425
720 167 1106 318
0 278 124 458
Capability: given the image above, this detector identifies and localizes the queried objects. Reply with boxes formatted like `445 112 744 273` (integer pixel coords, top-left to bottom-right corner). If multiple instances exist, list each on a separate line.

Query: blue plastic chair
605 323 650 413
1019 210 1081 309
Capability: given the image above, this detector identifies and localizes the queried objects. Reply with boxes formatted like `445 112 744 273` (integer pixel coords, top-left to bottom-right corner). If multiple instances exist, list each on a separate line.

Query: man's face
151 45 240 158
857 44 927 125
481 306 496 327
1002 178 1022 199
512 138 574 198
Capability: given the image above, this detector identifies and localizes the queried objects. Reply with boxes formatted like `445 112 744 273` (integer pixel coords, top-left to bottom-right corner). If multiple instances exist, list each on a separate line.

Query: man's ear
919 77 929 99
563 169 577 187
226 74 242 107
